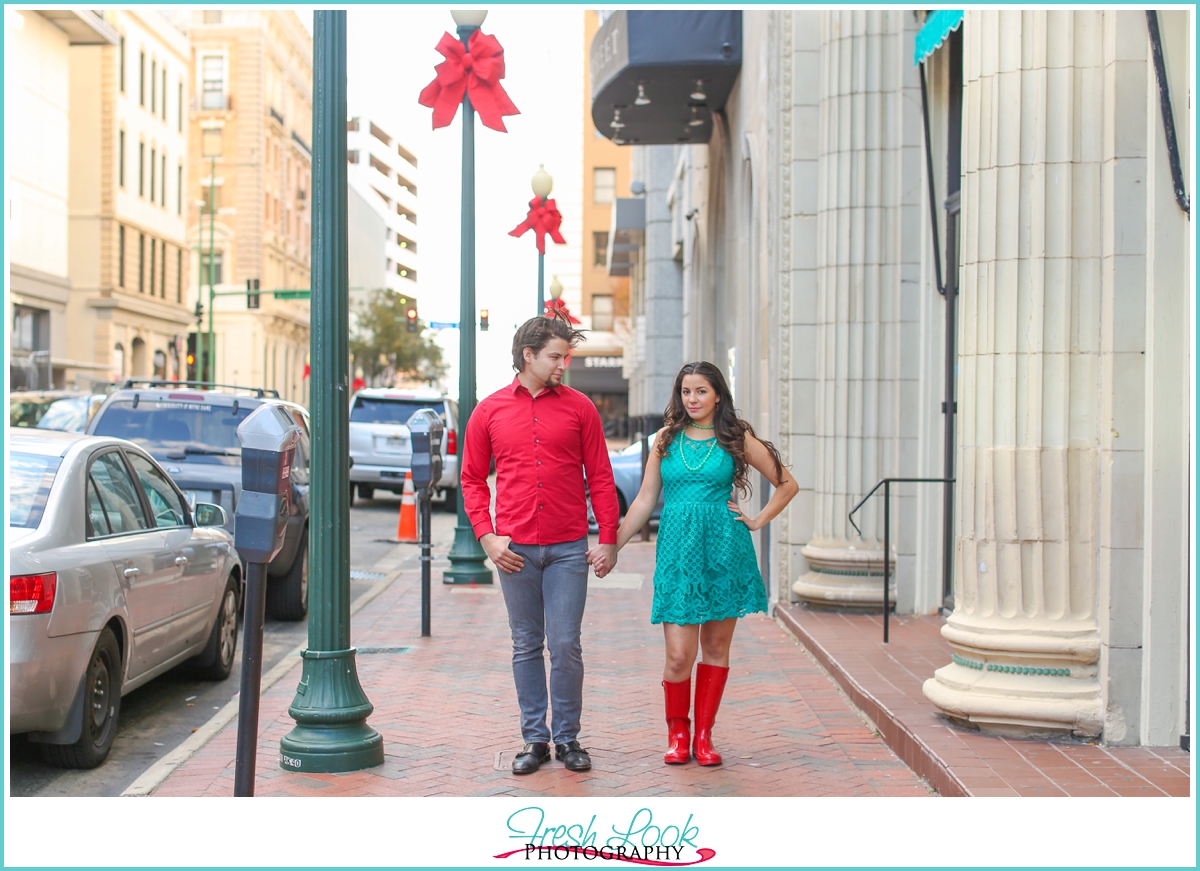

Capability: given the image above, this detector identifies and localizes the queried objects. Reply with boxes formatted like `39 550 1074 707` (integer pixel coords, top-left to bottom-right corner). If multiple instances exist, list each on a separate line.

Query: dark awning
606 198 645 277
590 10 742 146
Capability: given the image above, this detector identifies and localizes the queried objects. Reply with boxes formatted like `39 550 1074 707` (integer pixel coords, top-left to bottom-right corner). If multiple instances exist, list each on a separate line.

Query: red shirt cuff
598 528 617 545
472 519 496 539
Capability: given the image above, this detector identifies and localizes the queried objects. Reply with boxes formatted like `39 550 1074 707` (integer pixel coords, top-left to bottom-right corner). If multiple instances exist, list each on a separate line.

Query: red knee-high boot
692 663 730 766
662 678 691 765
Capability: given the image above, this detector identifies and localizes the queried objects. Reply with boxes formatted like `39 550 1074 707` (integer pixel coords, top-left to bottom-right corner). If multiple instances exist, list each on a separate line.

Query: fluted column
793 10 917 608
923 10 1104 737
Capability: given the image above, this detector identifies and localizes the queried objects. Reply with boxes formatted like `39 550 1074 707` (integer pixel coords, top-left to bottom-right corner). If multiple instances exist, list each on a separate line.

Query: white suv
348 388 459 511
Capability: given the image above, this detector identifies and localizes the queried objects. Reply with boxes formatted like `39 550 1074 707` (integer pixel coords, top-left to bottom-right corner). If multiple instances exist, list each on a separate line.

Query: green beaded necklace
679 431 718 471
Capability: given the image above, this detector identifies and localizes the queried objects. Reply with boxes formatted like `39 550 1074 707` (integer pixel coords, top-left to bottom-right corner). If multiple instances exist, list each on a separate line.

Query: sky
315 5 588 400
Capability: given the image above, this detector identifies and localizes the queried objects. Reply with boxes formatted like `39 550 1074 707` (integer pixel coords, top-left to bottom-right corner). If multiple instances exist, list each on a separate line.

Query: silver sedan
9 430 242 769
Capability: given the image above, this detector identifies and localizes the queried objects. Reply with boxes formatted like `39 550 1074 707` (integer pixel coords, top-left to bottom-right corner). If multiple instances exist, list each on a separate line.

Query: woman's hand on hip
728 499 762 532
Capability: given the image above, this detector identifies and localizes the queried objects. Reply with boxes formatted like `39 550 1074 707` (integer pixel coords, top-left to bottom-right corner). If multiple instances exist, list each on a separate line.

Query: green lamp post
278 9 383 773
443 8 495 586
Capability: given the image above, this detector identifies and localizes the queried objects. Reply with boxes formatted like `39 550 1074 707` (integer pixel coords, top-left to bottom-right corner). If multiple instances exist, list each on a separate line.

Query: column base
444 523 494 585
280 648 384 773
922 614 1103 738
792 543 894 611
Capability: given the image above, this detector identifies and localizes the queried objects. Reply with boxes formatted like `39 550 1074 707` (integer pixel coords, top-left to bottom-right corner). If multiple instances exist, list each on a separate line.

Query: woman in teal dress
604 362 798 766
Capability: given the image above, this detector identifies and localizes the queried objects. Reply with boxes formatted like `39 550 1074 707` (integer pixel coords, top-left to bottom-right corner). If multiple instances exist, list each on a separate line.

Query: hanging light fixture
690 79 707 101
610 109 625 130
635 83 651 106
689 106 705 127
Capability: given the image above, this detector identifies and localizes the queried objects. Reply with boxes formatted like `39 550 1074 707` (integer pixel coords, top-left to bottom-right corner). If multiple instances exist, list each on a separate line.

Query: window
201 55 225 110
118 130 125 187
119 36 125 92
200 252 223 286
177 164 183 215
201 127 221 158
139 51 145 106
161 152 167 207
593 231 609 267
177 81 183 132
11 453 60 531
149 238 156 296
11 306 47 353
150 59 156 113
88 452 149 536
118 225 125 287
201 184 221 214
138 142 144 195
176 248 182 301
127 452 187 529
149 147 156 202
160 241 167 297
591 294 614 331
593 167 616 204
138 233 145 292
161 67 167 121
113 343 125 378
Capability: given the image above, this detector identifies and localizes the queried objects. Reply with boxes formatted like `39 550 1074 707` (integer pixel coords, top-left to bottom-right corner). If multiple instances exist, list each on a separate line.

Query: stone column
793 10 919 608
923 10 1105 737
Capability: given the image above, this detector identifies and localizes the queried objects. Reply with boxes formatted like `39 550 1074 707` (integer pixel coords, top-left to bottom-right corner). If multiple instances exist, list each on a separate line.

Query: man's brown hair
511 311 587 372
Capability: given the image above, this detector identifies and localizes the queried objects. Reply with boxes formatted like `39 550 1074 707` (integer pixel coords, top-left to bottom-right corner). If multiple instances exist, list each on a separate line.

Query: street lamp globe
549 276 563 300
531 164 553 200
451 10 488 27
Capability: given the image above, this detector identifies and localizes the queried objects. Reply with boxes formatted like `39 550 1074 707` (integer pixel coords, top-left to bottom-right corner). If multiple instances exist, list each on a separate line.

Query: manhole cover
349 571 387 581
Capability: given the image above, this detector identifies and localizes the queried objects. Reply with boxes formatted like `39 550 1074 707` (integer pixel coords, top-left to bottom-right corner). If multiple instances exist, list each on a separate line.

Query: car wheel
358 483 375 501
349 480 356 505
191 577 239 680
616 490 628 518
267 532 308 621
441 486 458 513
41 627 122 770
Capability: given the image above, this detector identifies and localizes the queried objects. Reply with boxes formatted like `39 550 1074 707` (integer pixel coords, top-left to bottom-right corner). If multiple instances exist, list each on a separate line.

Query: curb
121 547 414 797
774 605 969 797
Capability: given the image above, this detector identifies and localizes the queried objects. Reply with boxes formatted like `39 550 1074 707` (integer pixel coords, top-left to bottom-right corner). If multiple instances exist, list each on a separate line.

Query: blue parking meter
407 408 443 636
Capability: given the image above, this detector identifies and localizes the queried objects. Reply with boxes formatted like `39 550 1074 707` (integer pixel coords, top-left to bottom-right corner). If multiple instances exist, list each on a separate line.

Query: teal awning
914 10 963 66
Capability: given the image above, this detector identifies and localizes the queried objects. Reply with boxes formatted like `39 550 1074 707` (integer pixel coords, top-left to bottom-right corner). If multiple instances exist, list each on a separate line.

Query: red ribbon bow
543 298 581 324
418 30 520 133
509 197 567 255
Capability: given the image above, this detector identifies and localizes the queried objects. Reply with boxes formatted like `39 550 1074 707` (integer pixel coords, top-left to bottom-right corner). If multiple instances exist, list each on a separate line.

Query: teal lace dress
652 433 768 625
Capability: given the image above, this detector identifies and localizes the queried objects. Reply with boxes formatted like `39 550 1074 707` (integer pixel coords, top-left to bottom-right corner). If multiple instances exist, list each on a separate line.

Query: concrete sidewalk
148 540 933 798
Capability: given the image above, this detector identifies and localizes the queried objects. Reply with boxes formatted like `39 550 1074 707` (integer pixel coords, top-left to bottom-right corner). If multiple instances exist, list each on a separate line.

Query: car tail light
10 572 57 615
446 429 457 456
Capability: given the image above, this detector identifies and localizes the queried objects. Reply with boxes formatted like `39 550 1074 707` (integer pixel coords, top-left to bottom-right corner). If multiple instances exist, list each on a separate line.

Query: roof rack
120 380 281 399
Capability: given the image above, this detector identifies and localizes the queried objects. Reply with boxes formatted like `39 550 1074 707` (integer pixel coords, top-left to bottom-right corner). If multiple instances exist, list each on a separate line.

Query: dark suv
88 381 311 620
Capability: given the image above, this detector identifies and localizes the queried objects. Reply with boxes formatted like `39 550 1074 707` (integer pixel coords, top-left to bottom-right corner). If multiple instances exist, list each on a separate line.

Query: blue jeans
499 538 589 745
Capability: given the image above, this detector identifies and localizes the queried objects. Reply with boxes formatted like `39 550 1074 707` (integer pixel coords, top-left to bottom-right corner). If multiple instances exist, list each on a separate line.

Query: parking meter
407 408 443 637
232 403 300 797
408 408 443 498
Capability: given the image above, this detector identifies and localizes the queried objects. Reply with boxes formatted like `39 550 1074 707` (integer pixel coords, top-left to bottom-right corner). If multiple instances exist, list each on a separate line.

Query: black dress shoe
555 741 592 772
512 742 551 775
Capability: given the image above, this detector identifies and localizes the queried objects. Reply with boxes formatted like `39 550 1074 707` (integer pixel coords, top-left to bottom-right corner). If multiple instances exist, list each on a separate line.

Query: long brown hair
656 361 784 497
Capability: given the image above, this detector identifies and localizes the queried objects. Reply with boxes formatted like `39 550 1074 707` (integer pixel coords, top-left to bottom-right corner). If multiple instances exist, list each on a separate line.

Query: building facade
66 9 193 390
7 10 118 390
593 9 1191 746
174 8 313 404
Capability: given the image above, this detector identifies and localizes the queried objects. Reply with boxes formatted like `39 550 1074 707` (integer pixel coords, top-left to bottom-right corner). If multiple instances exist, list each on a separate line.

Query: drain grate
355 646 411 655
349 570 387 581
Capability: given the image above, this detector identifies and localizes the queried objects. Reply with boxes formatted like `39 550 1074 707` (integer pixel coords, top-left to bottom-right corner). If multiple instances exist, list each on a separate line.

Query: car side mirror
194 502 228 528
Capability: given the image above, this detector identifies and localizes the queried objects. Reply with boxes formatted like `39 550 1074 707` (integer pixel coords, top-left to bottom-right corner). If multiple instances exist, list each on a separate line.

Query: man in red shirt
461 313 620 775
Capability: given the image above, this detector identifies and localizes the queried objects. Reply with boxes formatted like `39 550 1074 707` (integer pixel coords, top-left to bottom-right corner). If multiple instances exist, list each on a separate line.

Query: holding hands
586 543 618 579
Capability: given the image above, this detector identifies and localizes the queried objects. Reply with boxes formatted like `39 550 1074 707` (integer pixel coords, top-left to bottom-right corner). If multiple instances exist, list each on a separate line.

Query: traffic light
406 306 418 333
480 309 489 332
247 277 260 309
186 334 198 380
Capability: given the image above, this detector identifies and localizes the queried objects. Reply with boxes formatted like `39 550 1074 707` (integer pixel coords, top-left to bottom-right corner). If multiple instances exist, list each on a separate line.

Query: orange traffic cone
395 471 418 543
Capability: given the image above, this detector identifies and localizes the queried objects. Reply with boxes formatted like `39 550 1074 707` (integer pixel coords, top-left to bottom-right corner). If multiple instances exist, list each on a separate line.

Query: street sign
273 290 311 300
429 321 459 329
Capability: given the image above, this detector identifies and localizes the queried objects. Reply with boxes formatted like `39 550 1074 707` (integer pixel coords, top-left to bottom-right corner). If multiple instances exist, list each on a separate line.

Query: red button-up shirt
462 377 620 546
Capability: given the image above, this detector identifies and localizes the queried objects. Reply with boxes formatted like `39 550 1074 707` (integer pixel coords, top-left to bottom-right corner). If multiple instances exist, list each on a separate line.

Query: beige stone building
567 10 632 435
172 9 312 404
594 9 1191 746
65 9 193 390
7 10 118 390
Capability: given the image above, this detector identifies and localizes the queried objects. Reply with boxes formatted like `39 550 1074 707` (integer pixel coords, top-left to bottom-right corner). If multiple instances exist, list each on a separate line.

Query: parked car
87 381 311 620
11 390 106 433
610 433 664 519
348 388 459 511
9 429 241 769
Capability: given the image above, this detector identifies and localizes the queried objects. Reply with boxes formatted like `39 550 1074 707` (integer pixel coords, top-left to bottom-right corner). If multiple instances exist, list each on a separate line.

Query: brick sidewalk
152 541 933 797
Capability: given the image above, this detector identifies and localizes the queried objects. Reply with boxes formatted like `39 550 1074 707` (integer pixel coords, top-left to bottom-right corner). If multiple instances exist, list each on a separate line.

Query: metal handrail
848 477 954 643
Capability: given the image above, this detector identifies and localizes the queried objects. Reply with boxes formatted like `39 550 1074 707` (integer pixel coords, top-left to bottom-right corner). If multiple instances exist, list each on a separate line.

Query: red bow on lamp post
544 298 581 324
509 196 567 256
418 30 520 132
